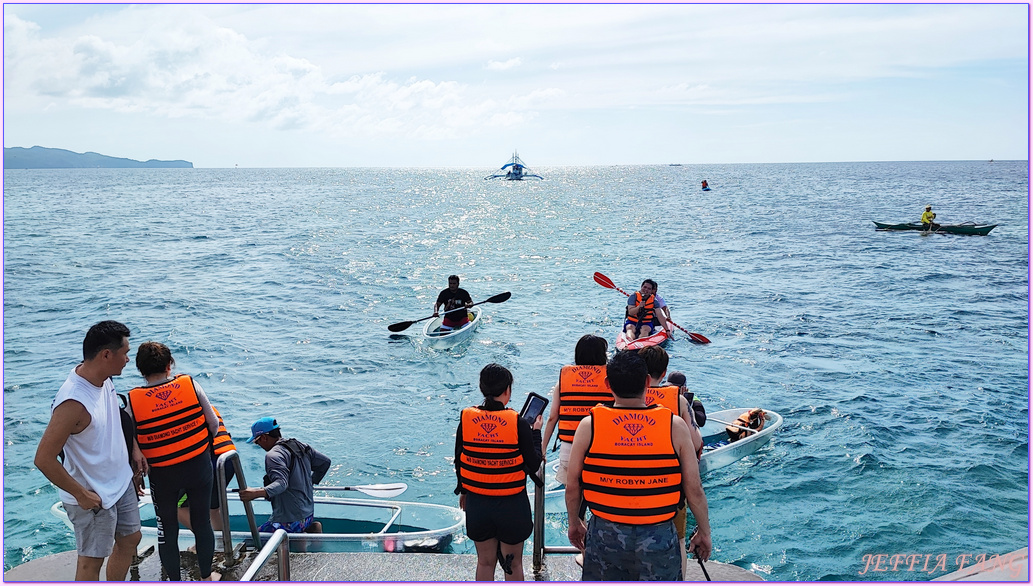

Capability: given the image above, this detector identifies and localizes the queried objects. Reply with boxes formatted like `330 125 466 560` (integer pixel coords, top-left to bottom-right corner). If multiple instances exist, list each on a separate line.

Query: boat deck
4 548 763 581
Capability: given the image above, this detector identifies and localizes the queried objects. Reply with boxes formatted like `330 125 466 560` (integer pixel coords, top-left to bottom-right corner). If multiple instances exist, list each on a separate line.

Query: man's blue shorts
259 514 314 533
624 319 654 334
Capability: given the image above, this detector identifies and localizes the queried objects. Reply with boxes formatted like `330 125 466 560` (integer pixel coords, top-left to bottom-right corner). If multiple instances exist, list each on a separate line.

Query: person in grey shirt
238 417 331 533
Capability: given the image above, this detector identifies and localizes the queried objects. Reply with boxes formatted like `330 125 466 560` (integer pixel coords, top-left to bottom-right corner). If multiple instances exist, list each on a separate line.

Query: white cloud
486 58 522 71
3 4 1027 166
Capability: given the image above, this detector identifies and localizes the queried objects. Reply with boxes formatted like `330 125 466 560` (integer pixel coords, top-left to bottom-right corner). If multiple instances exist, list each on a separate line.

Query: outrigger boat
484 151 543 181
873 221 997 235
422 306 482 349
51 486 465 554
531 407 782 510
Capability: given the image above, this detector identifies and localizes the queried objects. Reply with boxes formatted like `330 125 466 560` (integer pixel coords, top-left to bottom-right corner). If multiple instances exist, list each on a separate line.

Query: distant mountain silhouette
4 146 193 169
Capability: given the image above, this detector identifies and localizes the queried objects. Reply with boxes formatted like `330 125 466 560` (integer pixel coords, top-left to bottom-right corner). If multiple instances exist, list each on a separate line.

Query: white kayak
531 407 782 509
51 487 465 554
421 306 482 349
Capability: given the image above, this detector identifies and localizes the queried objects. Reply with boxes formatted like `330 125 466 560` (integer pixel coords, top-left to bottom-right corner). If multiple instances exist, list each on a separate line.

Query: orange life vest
211 407 235 456
582 404 682 525
626 292 655 325
726 409 766 442
458 407 526 496
644 385 680 415
556 365 612 443
129 375 210 468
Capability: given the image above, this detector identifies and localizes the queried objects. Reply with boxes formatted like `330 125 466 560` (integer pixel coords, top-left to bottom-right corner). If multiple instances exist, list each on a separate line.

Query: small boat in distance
872 221 997 236
484 151 543 180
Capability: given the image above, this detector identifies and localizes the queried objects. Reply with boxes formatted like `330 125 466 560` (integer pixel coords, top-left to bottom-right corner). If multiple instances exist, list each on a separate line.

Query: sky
3 3 1029 168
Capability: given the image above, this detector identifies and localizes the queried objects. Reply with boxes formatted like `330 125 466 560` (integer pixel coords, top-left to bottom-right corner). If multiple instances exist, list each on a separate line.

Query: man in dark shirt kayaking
433 275 473 331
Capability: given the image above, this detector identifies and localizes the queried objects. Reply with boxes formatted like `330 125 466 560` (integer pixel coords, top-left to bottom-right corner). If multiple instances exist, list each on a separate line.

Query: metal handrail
531 461 580 574
215 450 261 555
240 529 290 581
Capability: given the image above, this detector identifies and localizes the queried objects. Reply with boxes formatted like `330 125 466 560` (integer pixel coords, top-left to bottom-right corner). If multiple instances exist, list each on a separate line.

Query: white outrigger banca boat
484 151 543 180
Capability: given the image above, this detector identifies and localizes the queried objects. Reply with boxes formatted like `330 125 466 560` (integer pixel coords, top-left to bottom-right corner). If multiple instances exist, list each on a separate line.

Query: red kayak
615 326 672 351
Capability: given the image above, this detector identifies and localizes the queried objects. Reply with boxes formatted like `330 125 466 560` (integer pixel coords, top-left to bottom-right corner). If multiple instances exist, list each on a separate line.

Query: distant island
4 146 193 169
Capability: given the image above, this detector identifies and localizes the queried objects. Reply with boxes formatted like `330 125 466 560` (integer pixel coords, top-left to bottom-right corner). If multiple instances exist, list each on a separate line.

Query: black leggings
149 452 215 580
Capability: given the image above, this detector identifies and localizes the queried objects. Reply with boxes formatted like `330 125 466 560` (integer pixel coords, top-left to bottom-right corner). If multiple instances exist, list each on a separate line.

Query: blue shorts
624 319 653 334
259 514 314 533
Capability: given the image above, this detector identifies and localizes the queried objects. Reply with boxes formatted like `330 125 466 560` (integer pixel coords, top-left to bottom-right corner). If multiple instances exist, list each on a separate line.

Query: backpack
266 438 329 485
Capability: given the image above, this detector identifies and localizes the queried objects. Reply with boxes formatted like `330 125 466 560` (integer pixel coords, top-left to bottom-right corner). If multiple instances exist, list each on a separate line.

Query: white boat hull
531 407 782 510
421 306 482 349
51 489 465 554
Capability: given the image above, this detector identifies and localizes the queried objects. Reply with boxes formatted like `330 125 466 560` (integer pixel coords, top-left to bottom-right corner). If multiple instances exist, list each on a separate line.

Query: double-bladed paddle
592 272 711 344
388 292 512 332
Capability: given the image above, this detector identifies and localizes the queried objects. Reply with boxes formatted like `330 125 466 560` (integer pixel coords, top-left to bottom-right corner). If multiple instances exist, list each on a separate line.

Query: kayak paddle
592 272 711 344
388 292 512 332
317 483 409 498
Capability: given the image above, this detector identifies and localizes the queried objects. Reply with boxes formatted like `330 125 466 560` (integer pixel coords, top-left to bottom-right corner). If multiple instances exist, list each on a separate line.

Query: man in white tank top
34 321 145 581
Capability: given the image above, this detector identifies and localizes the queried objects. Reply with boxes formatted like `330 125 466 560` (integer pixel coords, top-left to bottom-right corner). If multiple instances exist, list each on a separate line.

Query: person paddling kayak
433 275 473 332
921 205 940 231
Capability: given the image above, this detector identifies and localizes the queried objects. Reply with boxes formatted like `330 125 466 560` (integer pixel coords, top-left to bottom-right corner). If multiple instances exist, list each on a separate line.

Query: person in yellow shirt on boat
921 205 939 231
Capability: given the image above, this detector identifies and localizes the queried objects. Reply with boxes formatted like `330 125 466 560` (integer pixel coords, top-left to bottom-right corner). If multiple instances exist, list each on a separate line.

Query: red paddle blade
593 272 616 289
689 333 711 345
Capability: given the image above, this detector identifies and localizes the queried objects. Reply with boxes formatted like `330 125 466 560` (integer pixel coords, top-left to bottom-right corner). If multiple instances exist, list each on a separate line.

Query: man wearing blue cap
238 417 331 534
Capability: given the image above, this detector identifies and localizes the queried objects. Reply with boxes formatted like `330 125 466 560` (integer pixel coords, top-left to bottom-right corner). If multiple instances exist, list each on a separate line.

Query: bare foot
187 545 197 554
204 570 222 581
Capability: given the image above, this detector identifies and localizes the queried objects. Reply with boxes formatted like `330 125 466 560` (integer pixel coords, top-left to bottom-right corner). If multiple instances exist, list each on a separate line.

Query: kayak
421 306 482 349
697 408 783 475
531 407 783 509
872 221 997 235
615 325 671 350
702 187 711 191
51 487 465 554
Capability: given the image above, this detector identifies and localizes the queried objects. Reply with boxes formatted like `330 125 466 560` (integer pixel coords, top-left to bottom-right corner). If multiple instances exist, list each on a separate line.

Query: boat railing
531 462 578 574
240 528 290 581
215 450 261 559
310 488 404 534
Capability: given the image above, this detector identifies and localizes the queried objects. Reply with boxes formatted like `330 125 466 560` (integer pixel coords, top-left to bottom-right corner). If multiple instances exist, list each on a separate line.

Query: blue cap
247 417 279 443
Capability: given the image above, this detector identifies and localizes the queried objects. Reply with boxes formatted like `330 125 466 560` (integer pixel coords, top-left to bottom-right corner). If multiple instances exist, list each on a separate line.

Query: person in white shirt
34 321 145 581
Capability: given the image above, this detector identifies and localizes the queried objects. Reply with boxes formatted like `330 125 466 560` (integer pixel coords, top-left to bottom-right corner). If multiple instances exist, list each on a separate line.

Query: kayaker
127 341 222 581
701 179 709 189
565 350 712 580
455 364 543 581
651 281 673 332
921 205 940 231
433 275 473 332
624 279 671 340
239 417 332 536
541 334 611 486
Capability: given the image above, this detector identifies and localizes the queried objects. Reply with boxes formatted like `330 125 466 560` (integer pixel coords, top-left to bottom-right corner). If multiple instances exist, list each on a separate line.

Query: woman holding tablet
454 364 543 581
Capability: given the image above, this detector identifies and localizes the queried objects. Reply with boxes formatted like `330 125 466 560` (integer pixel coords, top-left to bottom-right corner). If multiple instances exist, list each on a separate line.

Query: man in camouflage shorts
565 350 712 581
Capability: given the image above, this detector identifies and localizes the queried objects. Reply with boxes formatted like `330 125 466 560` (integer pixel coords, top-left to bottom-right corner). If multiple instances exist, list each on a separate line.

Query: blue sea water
3 161 1028 580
